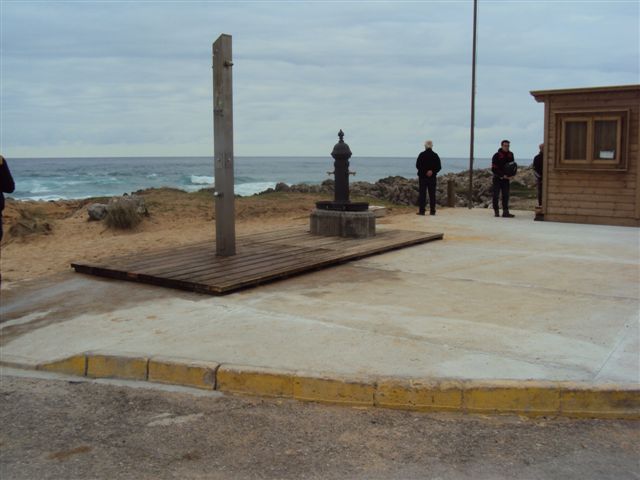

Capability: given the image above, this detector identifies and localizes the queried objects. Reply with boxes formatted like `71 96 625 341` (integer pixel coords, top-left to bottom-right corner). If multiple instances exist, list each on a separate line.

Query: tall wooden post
212 34 236 256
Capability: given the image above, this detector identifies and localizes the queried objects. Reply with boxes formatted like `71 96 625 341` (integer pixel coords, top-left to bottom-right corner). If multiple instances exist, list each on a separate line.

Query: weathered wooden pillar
212 34 236 256
447 179 456 207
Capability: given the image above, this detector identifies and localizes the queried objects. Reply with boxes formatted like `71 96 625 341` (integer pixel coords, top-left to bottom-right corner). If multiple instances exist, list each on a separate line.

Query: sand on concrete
0 189 414 284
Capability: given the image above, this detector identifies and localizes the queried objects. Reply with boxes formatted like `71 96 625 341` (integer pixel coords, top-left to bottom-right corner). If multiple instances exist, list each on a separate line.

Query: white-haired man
415 140 441 215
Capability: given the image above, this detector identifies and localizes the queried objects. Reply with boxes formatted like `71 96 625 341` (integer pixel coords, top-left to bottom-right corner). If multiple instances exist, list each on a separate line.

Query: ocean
5 156 480 201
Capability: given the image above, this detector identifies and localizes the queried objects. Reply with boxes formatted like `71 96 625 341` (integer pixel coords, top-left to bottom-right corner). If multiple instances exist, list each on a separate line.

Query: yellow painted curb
148 357 219 390
560 384 640 419
6 353 639 419
86 353 148 381
375 379 463 412
293 375 375 406
462 381 560 416
37 354 87 377
217 364 294 398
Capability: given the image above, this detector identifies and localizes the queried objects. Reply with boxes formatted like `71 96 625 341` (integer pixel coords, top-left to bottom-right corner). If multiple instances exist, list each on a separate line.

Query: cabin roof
530 84 640 102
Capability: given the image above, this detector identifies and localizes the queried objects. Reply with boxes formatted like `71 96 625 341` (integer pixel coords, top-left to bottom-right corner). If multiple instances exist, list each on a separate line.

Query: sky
1 0 638 159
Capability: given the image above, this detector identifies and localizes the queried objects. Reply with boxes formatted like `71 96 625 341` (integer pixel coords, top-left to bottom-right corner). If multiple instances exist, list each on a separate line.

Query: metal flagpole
468 0 478 209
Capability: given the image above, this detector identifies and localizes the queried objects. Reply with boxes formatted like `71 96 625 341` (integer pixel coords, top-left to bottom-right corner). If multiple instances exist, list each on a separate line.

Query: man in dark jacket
415 140 441 215
1 155 16 242
533 143 543 207
491 140 515 218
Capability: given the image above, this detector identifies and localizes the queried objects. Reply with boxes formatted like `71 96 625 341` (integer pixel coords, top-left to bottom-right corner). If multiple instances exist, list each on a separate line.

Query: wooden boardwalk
71 226 443 295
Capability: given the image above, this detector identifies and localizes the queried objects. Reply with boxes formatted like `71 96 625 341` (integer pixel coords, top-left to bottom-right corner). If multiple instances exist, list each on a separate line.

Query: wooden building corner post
212 34 236 256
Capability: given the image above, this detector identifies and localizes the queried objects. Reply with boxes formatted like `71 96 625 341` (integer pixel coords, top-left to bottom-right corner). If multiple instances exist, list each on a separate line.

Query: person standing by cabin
491 139 515 218
533 143 544 207
0 155 16 243
415 140 442 216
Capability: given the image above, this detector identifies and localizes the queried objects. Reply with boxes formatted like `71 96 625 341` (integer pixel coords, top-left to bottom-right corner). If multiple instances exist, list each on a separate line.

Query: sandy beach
0 189 415 285
0 172 541 287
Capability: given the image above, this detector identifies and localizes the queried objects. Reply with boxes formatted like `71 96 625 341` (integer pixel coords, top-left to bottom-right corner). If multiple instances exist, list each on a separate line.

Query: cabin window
593 120 618 160
564 120 588 160
557 111 627 170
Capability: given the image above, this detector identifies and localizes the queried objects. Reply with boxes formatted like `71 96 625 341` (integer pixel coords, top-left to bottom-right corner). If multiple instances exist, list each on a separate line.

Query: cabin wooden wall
542 89 640 227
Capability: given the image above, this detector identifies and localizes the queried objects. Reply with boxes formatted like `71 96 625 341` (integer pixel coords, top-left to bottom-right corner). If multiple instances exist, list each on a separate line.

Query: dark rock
87 203 108 221
108 195 148 216
255 166 536 208
89 195 149 222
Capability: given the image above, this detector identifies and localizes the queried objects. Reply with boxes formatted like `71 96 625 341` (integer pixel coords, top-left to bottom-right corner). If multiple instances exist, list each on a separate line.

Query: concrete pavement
1 208 639 417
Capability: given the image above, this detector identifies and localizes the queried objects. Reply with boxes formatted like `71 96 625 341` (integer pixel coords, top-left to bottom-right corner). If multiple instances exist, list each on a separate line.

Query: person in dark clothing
532 143 544 207
491 140 515 218
415 140 441 215
1 155 16 242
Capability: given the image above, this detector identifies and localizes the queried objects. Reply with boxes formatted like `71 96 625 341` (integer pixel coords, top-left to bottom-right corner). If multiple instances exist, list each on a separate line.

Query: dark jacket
491 149 515 178
1 156 16 213
533 151 543 178
416 148 442 179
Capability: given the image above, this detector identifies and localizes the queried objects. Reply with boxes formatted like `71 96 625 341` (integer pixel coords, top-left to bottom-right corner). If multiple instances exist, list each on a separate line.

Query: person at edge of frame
415 140 442 216
491 139 515 218
533 143 544 207
0 154 16 243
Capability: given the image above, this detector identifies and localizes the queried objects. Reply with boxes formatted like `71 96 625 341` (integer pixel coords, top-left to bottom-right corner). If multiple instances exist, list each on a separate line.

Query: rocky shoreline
259 166 538 208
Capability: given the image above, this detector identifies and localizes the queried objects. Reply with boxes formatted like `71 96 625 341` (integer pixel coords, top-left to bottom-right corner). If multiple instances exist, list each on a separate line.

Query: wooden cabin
530 85 640 227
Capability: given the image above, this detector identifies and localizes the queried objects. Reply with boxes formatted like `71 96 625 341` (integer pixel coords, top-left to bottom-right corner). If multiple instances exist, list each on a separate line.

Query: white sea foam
19 194 70 201
15 193 124 202
190 175 214 185
29 182 51 194
235 182 276 196
183 181 276 196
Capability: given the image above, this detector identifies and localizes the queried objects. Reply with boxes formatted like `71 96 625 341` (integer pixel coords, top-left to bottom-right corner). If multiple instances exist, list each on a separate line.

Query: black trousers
492 177 510 213
536 177 543 206
418 176 437 213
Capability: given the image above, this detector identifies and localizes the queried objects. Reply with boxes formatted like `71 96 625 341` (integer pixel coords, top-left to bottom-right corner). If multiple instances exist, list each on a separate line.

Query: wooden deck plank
198 231 440 286
114 227 313 272
119 227 377 278
97 225 307 270
105 244 217 271
122 244 259 275
94 240 214 269
134 241 320 278
169 246 326 282
153 246 322 281
187 247 339 284
138 230 409 281
71 227 443 295
213 233 444 291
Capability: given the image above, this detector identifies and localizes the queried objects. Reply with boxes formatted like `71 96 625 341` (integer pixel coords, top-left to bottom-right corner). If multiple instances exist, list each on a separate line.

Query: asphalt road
1 369 638 480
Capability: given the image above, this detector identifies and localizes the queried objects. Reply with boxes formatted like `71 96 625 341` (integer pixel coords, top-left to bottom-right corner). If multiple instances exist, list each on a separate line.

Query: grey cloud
1 1 638 157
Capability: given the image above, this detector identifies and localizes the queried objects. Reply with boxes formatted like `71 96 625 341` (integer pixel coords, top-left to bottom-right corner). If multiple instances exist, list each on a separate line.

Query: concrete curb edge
3 353 637 419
